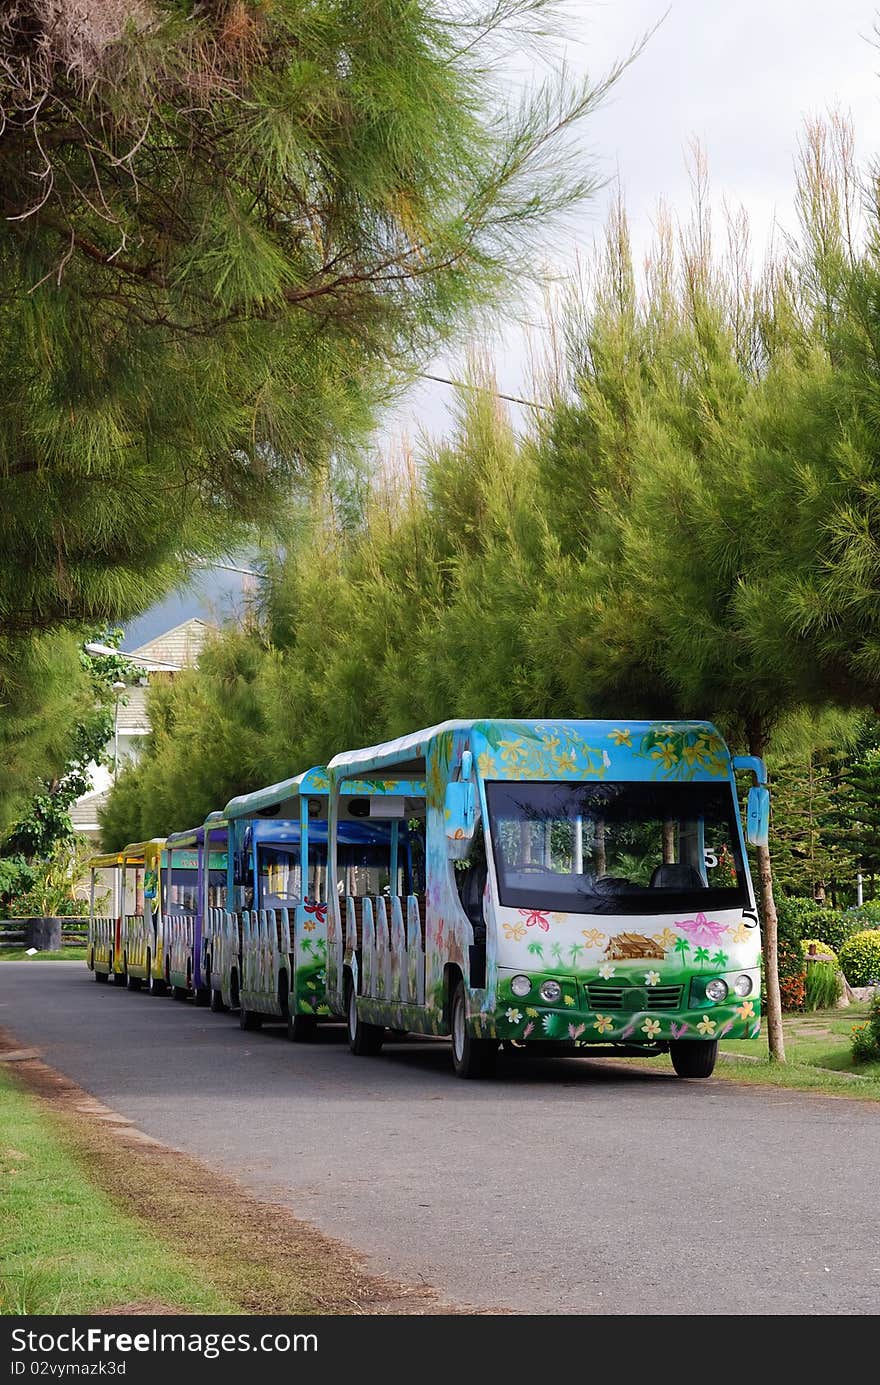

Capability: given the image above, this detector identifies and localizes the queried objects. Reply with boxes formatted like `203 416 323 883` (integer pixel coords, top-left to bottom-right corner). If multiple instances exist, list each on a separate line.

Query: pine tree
1 0 624 641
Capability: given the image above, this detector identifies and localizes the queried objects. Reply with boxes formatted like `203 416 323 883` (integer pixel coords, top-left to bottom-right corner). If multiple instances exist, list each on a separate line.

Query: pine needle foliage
1 0 625 640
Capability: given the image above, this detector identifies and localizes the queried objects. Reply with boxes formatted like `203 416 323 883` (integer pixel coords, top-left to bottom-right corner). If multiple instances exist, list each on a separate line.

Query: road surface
1 962 878 1314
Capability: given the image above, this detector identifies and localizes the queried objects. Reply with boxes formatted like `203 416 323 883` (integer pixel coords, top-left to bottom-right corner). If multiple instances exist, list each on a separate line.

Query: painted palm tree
550 941 564 968
693 946 710 969
568 942 585 966
527 941 544 962
673 936 691 967
710 949 728 969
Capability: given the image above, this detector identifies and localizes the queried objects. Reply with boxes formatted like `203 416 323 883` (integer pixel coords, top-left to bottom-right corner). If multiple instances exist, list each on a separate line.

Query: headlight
705 978 729 1003
539 979 562 1003
511 974 531 998
733 973 753 997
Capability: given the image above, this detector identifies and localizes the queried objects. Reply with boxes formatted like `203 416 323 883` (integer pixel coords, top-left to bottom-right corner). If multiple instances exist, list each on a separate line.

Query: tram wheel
670 1039 718 1079
287 1014 317 1043
450 979 497 1080
346 976 384 1056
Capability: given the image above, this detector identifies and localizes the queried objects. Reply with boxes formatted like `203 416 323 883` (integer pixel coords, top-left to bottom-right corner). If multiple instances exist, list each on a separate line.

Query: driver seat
649 863 705 889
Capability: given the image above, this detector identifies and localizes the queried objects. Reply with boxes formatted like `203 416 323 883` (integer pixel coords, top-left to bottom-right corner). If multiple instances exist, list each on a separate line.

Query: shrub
800 939 838 965
804 961 842 1012
776 898 860 954
849 900 880 928
850 993 880 1065
837 930 880 988
776 906 806 1011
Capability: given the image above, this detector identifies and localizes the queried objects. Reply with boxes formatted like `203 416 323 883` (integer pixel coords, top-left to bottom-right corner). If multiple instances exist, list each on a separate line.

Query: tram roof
222 767 329 821
327 718 727 779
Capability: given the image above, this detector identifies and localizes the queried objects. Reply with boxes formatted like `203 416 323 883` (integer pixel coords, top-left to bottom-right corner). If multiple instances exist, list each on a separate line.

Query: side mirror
746 785 770 847
444 780 475 843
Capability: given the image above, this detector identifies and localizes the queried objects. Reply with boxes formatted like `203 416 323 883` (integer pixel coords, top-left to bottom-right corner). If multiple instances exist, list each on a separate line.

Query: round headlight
539 979 562 1004
705 978 729 1003
511 974 531 998
733 973 753 997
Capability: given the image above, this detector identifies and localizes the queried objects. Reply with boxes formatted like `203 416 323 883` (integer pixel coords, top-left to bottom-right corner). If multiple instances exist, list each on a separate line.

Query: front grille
587 984 683 1012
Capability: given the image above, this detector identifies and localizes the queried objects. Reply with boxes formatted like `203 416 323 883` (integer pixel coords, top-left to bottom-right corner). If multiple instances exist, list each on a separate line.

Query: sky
124 0 880 649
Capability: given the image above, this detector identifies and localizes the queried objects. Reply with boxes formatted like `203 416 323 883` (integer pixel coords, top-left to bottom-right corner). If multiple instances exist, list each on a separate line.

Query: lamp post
112 681 127 782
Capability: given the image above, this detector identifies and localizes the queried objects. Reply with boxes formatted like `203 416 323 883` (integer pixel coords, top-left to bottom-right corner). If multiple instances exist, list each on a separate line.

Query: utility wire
420 372 548 412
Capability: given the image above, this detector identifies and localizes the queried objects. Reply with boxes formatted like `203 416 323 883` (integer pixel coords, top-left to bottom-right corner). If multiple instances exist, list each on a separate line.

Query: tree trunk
748 722 785 1064
662 819 676 864
25 916 62 951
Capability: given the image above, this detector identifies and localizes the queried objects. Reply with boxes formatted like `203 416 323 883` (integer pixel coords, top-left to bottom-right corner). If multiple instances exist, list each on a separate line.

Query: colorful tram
87 719 770 1080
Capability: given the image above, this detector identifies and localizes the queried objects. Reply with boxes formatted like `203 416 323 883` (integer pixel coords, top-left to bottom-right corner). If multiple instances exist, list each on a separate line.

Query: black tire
287 1013 317 1043
239 1001 263 1031
112 968 127 987
210 986 227 1013
450 978 497 1079
670 1039 718 1079
94 969 109 984
127 973 143 991
147 967 166 996
346 976 384 1055
193 986 210 1007
171 984 188 1001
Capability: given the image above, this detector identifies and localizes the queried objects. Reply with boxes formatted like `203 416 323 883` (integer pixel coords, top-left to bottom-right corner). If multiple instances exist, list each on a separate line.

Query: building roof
70 788 109 829
129 618 213 670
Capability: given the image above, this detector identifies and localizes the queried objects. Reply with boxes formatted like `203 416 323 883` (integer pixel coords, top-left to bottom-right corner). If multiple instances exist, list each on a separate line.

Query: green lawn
0 1068 233 1315
637 1002 880 1099
0 948 87 961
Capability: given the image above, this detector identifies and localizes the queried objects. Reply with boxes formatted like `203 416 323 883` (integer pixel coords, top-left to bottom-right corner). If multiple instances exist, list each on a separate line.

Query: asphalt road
2 962 878 1315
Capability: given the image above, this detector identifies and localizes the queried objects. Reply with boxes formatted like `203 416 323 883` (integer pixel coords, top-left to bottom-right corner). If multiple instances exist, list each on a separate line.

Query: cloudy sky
125 1 879 648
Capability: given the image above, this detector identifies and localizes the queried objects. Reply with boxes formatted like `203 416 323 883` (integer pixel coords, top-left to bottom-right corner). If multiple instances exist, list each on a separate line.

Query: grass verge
0 1065 233 1315
0 1038 442 1315
0 948 87 962
633 1003 880 1100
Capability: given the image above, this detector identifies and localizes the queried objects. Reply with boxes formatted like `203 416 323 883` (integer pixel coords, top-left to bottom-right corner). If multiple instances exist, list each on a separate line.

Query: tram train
87 718 770 1079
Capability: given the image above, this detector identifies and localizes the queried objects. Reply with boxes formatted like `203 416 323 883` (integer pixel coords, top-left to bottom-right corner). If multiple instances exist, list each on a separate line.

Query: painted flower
651 741 678 771
594 1014 614 1034
682 744 702 767
697 1015 717 1037
644 970 661 987
609 728 632 747
541 1013 557 1035
523 1022 535 1038
642 1018 661 1039
659 724 677 735
304 900 327 924
582 928 607 948
598 962 616 980
675 911 728 944
652 928 679 951
503 922 527 942
525 1007 539 1018
563 994 576 1007
505 1008 522 1025
552 749 579 774
476 752 494 778
568 1022 586 1040
498 737 528 764
303 919 316 932
519 908 551 932
729 921 750 945
670 1021 689 1039
736 1000 755 1020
